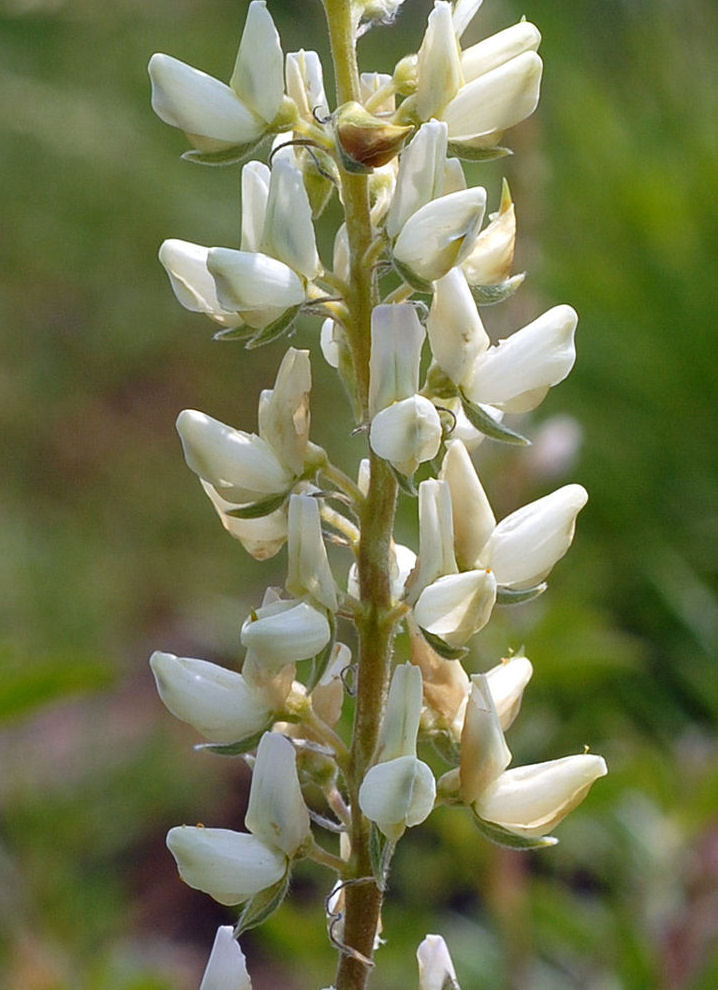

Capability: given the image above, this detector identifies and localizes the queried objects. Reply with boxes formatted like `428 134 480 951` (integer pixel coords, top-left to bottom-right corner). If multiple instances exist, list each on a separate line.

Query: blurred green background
2 0 717 987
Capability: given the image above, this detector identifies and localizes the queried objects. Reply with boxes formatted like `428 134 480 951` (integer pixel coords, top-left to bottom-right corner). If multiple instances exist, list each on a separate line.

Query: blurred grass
1 0 717 987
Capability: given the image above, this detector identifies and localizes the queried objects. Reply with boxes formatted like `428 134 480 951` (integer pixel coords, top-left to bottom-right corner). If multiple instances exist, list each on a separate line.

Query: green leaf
447 140 513 162
471 810 558 850
225 492 289 519
470 272 526 306
459 390 531 446
496 582 547 606
193 727 268 757
235 871 291 936
419 627 469 661
245 305 301 350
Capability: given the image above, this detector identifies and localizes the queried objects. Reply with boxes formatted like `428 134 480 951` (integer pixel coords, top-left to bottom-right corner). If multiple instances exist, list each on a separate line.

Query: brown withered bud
333 100 413 172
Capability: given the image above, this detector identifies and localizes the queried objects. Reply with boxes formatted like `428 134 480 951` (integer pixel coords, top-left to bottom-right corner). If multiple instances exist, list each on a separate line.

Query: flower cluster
147 1 606 987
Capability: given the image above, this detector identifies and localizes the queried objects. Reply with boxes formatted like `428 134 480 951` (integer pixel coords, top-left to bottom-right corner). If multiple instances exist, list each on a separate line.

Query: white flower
358 754 436 838
392 186 486 286
207 247 306 330
166 826 286 906
417 933 460 990
475 753 608 839
245 731 311 857
149 651 273 744
461 179 517 286
413 568 497 647
149 1 286 154
159 239 306 332
411 2 542 150
176 409 294 505
485 654 533 730
440 440 588 589
240 598 331 673
427 270 577 411
384 121 449 241
369 395 443 477
359 665 436 838
259 153 320 280
199 927 252 990
458 675 511 804
463 304 578 413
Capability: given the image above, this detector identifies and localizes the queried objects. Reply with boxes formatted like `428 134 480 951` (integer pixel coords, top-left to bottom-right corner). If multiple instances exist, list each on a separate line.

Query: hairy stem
322 2 400 988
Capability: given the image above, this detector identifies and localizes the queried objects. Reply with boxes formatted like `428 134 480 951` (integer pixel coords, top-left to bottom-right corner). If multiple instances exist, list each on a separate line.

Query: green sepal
369 822 388 891
181 136 268 167
389 463 418 497
225 492 289 519
193 727 268 757
459 390 531 446
447 140 513 162
419 627 469 661
245 305 301 350
470 273 525 306
305 611 336 693
212 323 256 342
471 809 558 850
391 256 433 294
234 871 291 936
496 582 547 606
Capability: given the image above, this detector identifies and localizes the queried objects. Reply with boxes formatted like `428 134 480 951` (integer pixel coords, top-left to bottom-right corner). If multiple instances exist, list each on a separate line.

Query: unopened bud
334 101 413 171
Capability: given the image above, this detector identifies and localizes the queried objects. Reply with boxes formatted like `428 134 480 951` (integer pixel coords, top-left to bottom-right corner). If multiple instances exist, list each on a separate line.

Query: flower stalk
145 2 606 988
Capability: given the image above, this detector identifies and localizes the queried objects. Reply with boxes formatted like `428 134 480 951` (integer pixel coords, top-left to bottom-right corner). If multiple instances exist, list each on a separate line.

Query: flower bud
176 409 293 504
245 731 311 857
474 753 608 839
463 304 578 413
166 826 286 906
149 651 272 744
199 927 252 990
414 568 497 647
240 598 331 673
417 933 460 990
286 494 338 612
368 303 426 417
482 484 588 589
334 101 413 172
369 395 443 477
393 186 486 286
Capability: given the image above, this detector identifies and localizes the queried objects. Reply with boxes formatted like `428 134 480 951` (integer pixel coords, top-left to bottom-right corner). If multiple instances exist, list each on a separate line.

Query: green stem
322 3 400 989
